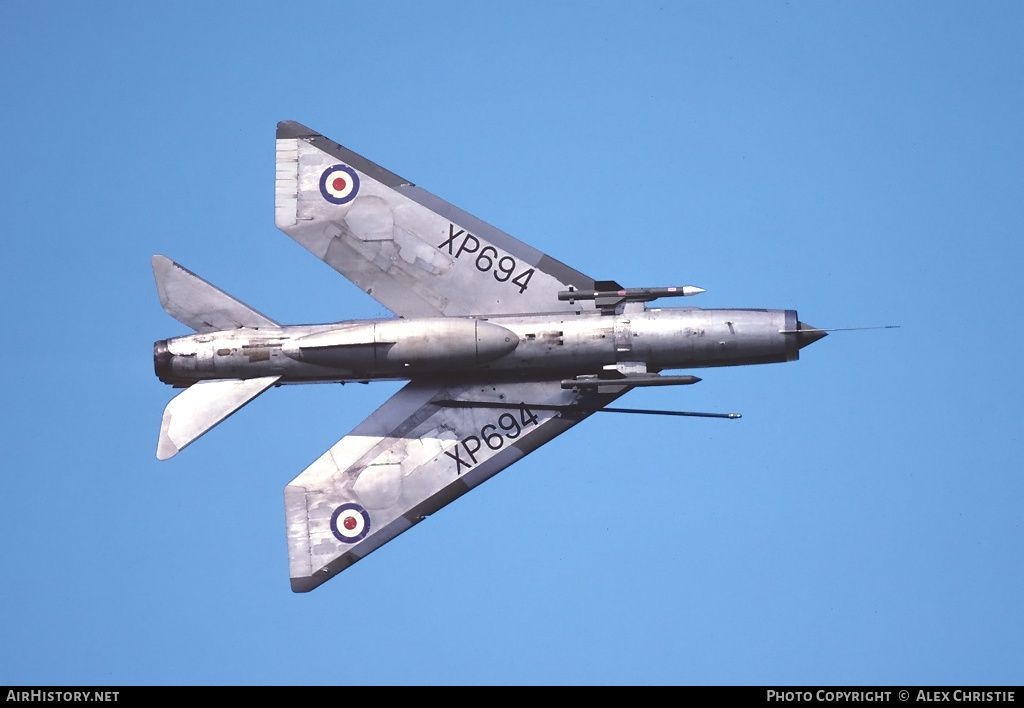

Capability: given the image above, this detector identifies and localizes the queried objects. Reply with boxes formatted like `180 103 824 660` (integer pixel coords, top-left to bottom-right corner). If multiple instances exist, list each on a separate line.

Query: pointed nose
796 321 827 349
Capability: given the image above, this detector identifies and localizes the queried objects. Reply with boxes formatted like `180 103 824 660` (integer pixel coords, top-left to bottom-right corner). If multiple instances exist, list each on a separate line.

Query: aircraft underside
152 122 826 591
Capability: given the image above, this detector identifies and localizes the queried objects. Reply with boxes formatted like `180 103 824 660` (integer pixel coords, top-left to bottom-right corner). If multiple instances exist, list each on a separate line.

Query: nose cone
796 321 828 349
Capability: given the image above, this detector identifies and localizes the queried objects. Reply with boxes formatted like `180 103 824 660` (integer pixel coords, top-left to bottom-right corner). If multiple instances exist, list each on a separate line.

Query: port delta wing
275 121 594 318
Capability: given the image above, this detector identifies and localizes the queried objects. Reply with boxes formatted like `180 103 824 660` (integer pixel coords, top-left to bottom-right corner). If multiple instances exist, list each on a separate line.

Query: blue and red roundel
319 164 360 205
330 503 371 544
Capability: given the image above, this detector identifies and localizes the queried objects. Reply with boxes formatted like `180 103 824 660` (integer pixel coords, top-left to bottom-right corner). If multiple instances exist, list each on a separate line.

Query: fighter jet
153 121 827 592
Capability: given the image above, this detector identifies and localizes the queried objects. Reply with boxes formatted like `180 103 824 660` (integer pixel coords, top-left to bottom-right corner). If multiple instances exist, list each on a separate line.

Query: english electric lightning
153 122 827 592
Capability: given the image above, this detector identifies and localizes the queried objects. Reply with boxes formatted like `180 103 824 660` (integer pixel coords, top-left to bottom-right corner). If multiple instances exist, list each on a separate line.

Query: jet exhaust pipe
153 339 176 386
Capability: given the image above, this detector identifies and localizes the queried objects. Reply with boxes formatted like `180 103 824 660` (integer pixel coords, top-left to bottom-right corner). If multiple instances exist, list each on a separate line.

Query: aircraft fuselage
155 306 821 388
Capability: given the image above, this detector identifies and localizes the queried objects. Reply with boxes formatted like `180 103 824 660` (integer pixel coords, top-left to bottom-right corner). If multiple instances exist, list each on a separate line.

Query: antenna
779 325 900 333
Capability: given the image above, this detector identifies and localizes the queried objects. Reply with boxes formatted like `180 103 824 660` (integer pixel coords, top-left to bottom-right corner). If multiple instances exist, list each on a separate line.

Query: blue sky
1 1 1021 685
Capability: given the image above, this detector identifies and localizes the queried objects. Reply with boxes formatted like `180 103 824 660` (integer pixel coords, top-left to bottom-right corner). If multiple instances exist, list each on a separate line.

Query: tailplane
152 255 282 459
152 255 278 332
157 376 280 460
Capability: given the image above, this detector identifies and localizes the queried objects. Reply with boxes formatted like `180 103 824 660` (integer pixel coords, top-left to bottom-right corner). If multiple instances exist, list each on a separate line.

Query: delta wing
275 121 594 318
285 379 623 592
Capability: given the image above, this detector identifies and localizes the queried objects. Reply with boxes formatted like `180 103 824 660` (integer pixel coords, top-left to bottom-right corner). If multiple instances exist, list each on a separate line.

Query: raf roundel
319 164 360 205
330 503 371 544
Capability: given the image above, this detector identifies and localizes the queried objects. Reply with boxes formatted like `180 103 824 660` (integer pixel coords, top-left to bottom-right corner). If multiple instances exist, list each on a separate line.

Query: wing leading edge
286 380 625 592
275 121 595 318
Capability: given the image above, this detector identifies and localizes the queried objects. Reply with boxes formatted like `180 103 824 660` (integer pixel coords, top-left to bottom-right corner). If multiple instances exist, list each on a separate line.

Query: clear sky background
1 1 1021 686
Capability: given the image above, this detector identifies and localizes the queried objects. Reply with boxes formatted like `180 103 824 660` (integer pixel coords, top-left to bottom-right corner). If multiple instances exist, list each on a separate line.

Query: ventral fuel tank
283 318 519 374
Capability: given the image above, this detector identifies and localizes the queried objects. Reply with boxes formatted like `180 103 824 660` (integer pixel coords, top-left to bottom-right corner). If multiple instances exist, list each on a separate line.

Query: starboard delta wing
153 121 829 592
285 380 622 592
275 120 594 317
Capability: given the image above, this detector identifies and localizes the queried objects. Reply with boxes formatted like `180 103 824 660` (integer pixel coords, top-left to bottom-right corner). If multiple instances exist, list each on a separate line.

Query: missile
561 373 702 392
558 280 705 310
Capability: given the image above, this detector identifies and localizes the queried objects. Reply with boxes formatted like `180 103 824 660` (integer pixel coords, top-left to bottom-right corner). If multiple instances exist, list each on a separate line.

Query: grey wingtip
156 444 178 461
156 408 180 460
152 255 173 282
277 121 319 140
290 575 326 593
156 432 180 460
152 255 173 310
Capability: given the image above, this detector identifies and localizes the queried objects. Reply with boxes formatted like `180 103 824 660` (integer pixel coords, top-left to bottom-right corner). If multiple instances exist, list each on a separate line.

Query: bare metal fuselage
155 306 817 388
